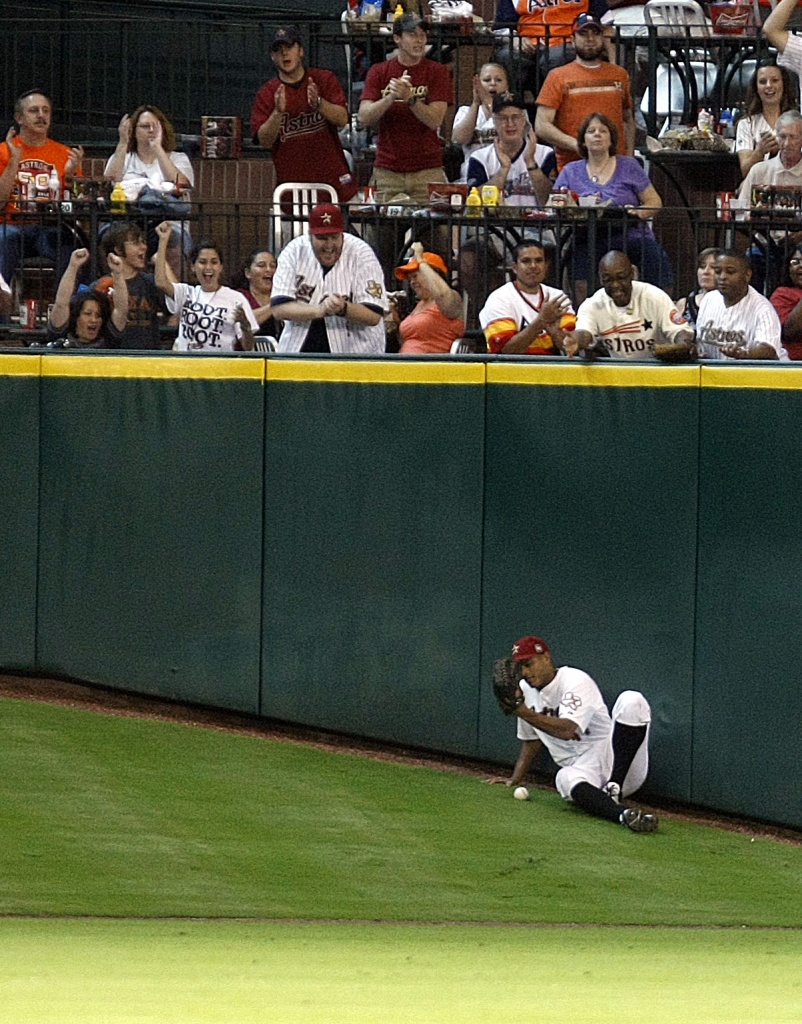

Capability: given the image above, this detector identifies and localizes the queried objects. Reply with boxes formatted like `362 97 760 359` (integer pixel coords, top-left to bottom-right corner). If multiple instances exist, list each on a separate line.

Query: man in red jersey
359 12 453 205
251 26 357 203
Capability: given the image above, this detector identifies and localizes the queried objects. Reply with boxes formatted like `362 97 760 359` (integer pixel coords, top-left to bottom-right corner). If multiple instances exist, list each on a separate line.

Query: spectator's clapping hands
539 294 570 328
117 114 132 147
5 126 21 167
275 85 287 114
494 140 512 175
65 145 84 177
321 293 346 317
524 127 539 167
389 71 413 102
307 80 320 111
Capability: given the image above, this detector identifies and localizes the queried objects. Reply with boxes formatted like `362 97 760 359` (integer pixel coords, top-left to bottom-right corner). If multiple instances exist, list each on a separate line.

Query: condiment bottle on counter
111 182 127 214
697 106 714 134
47 167 60 202
466 186 482 217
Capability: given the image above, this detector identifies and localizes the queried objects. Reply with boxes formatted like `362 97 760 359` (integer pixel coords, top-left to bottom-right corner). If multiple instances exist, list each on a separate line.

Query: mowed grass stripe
2 697 801 926
2 919 802 1024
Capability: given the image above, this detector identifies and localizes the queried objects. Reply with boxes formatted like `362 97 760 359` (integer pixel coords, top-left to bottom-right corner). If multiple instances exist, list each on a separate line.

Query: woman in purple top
554 112 674 292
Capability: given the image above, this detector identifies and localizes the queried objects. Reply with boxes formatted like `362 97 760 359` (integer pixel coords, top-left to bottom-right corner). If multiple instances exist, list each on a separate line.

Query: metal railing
2 200 791 333
0 11 776 145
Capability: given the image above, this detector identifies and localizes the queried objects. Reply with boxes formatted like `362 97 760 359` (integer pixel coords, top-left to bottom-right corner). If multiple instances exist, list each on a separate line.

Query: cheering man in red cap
490 634 658 832
250 26 357 202
271 203 388 353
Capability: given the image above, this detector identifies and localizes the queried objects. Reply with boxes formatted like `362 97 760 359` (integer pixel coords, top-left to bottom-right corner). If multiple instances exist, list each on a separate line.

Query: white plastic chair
253 336 278 352
641 0 718 128
271 182 338 249
644 0 713 38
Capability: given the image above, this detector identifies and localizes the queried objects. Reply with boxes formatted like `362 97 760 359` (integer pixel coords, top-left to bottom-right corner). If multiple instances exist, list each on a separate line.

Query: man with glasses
535 14 635 174
466 95 554 207
738 109 802 293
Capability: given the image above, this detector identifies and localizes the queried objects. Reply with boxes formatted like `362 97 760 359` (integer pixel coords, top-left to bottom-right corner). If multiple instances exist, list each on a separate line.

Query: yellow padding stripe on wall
701 366 802 390
39 355 266 380
487 362 700 387
266 359 485 384
0 353 41 376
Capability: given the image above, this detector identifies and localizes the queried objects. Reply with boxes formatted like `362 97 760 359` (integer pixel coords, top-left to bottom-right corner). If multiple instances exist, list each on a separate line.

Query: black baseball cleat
621 807 659 833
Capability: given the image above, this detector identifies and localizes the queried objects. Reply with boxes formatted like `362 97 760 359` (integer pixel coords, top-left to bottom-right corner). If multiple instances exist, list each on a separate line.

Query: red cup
20 299 37 329
716 191 733 222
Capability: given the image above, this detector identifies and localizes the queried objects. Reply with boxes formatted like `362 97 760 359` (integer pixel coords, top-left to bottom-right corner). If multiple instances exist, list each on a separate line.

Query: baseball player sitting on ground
489 634 658 833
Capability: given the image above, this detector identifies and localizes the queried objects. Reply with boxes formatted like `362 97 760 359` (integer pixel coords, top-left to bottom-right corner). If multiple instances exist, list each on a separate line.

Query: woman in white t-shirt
104 105 195 270
154 223 258 352
735 63 797 178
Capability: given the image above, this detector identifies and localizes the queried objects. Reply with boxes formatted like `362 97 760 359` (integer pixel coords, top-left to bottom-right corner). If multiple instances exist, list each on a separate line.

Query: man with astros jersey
251 26 357 202
696 250 787 360
271 203 388 354
564 250 694 359
479 242 575 355
488 634 658 833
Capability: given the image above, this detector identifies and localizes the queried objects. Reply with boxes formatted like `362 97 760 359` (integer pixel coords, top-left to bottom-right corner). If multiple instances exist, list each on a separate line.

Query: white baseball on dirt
513 786 530 801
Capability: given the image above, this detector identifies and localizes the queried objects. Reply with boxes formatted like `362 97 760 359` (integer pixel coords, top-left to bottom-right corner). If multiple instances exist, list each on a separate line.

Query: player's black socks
570 782 623 823
609 723 648 787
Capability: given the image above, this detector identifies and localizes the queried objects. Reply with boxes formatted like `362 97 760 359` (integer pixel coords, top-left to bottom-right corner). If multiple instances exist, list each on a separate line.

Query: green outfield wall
1 352 800 828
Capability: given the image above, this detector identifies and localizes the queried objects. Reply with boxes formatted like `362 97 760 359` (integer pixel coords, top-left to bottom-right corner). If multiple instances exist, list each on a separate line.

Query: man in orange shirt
0 90 84 286
535 14 635 173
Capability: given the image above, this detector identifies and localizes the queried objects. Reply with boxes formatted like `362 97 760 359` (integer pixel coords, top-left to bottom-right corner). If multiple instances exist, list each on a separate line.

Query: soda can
20 299 37 329
716 191 733 221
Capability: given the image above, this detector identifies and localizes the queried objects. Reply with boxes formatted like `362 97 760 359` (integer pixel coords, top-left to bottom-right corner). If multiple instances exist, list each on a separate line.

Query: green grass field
2 695 801 1022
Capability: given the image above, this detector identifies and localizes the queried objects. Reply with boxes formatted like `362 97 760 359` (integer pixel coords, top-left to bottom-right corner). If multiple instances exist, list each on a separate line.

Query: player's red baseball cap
308 204 344 236
511 635 550 661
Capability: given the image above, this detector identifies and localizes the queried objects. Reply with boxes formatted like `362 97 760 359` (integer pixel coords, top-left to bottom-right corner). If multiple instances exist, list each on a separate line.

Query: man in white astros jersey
696 250 787 360
564 250 694 359
272 203 388 354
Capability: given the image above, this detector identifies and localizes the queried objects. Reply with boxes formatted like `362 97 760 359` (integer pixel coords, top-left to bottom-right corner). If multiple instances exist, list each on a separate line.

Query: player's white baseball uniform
168 284 259 351
516 666 651 801
479 280 575 354
696 286 788 360
575 280 689 359
272 233 388 354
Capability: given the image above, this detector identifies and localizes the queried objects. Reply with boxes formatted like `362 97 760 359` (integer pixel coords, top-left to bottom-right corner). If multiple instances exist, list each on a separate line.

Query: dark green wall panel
36 369 264 712
478 367 700 802
0 360 40 669
695 378 802 827
262 371 485 753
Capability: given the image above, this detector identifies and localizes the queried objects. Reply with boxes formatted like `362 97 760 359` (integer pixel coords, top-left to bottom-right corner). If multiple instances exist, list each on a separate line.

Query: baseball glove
492 657 524 716
653 341 698 363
